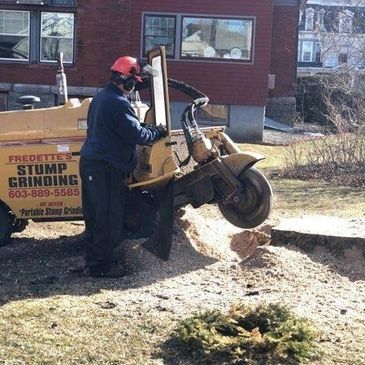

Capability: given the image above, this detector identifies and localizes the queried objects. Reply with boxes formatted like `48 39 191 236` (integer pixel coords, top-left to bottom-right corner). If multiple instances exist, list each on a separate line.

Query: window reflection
196 104 229 126
0 10 29 60
181 17 253 61
40 12 74 63
144 15 176 57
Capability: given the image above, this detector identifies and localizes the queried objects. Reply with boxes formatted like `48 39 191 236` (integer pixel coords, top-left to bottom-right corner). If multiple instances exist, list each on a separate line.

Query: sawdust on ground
0 203 364 364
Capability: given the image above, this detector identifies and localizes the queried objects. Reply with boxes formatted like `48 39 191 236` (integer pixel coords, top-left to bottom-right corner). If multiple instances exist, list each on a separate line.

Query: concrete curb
271 216 365 258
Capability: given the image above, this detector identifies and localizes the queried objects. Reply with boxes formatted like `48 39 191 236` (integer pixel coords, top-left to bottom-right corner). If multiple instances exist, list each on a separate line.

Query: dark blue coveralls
80 82 161 276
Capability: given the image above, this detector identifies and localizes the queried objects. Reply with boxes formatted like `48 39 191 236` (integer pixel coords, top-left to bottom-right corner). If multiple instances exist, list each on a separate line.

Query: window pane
41 12 74 38
143 15 175 57
40 12 74 62
0 10 29 60
41 37 73 62
302 42 313 62
315 42 321 63
181 16 253 61
196 104 229 126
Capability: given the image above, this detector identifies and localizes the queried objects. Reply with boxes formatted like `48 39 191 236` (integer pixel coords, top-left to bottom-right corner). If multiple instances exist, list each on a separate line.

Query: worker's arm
115 102 162 145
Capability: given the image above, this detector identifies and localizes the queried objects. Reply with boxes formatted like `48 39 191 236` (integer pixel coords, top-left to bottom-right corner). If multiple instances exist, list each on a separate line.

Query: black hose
135 76 208 101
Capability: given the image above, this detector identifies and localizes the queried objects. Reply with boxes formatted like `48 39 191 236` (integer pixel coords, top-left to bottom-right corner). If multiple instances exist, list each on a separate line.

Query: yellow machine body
0 47 272 255
0 47 177 221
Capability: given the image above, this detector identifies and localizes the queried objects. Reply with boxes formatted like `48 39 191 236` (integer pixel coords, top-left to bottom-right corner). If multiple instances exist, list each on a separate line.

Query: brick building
0 0 299 141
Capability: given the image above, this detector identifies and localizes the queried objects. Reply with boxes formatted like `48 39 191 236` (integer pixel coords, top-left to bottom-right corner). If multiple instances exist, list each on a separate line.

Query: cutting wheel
218 167 273 228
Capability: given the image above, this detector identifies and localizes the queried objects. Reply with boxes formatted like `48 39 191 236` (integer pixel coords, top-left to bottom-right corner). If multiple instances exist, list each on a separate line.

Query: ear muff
123 76 136 91
111 71 137 91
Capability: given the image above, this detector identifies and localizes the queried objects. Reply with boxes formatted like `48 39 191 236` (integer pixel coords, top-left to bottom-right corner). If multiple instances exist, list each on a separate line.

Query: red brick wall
131 0 273 107
0 0 132 88
269 4 299 98
0 1 297 106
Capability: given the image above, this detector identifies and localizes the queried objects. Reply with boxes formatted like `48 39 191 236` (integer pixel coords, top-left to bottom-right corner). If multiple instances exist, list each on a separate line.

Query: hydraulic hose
135 76 209 102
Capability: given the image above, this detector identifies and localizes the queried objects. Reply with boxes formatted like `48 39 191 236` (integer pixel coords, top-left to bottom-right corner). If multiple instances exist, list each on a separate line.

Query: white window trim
0 9 30 62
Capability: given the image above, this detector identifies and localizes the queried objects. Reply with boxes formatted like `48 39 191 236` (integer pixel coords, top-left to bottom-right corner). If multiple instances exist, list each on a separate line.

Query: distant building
298 0 365 75
0 0 299 141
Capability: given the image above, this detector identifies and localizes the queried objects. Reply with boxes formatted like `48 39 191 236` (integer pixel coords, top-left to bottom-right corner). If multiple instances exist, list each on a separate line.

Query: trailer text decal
6 152 81 218
8 153 78 188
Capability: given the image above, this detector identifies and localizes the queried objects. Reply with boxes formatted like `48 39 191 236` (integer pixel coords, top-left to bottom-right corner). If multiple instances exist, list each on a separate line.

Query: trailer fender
221 152 265 177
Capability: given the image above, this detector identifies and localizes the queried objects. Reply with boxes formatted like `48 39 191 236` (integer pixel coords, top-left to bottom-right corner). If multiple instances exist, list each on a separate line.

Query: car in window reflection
0 36 29 60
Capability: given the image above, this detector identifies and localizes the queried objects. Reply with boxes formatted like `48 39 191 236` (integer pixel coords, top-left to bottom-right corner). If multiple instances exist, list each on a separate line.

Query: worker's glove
156 124 168 138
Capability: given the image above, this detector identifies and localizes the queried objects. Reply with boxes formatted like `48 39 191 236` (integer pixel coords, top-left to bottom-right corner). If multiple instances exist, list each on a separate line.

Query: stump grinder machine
0 47 273 260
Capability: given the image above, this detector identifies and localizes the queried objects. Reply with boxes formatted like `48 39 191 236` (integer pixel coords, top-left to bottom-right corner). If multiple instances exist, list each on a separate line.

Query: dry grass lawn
0 142 364 365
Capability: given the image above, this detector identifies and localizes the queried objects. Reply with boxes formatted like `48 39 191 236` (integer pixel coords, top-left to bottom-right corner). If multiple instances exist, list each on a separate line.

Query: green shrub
174 303 319 365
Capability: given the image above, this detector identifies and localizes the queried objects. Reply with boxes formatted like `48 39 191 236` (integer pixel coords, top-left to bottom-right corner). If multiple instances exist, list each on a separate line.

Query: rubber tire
0 206 13 247
12 219 28 233
218 167 273 229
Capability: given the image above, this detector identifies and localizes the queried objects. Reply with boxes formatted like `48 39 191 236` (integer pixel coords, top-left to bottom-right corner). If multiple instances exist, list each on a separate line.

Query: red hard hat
111 56 142 82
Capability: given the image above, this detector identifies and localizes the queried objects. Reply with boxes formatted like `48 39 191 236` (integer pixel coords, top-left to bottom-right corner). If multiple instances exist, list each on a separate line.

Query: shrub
282 133 365 188
297 71 365 133
296 75 329 126
173 303 319 365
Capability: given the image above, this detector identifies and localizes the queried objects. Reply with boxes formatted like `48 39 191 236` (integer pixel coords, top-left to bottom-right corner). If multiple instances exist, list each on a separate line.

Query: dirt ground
0 128 364 365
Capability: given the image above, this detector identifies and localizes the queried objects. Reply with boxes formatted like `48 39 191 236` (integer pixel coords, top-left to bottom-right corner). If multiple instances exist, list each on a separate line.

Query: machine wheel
218 167 273 229
0 206 13 247
12 219 28 233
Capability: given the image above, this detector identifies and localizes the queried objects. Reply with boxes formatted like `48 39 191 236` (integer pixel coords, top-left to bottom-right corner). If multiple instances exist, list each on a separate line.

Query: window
41 12 74 62
0 10 30 60
302 41 313 62
298 40 321 64
305 8 315 31
324 52 337 68
315 42 321 63
143 15 176 57
196 104 229 126
339 10 354 34
142 13 255 63
0 3 75 64
181 16 253 61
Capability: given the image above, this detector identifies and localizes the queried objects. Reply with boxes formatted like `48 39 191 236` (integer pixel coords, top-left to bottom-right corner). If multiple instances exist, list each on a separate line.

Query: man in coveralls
79 56 165 278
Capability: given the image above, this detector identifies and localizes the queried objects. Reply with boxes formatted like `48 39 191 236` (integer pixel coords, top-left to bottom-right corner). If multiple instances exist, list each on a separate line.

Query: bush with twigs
297 70 365 133
281 133 365 188
172 303 319 365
